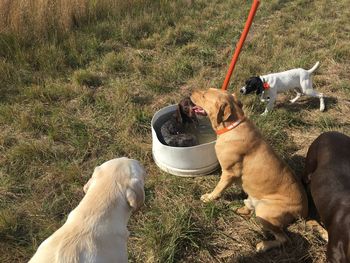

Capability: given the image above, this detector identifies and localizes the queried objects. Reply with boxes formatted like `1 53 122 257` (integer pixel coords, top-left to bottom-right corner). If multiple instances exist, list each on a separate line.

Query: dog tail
307 61 320 74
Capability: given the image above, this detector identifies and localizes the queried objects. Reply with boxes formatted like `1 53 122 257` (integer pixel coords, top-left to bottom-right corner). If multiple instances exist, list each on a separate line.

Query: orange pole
221 0 260 91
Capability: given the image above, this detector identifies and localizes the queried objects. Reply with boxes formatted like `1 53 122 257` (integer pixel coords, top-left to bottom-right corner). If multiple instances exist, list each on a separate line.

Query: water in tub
155 112 216 145
186 116 216 144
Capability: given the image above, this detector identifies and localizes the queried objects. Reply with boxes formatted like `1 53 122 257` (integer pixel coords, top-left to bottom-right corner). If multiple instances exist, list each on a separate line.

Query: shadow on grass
131 94 153 105
271 0 292 11
236 231 313 263
287 154 321 220
288 154 323 226
287 154 305 181
222 189 247 202
276 96 338 113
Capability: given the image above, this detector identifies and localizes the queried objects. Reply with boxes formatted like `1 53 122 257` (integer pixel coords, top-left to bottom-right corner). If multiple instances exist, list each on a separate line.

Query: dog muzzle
193 106 207 116
240 87 247 95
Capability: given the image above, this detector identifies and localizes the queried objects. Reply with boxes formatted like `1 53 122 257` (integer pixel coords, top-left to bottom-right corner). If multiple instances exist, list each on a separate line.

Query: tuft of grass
165 26 195 46
73 69 103 87
102 51 131 73
317 115 343 132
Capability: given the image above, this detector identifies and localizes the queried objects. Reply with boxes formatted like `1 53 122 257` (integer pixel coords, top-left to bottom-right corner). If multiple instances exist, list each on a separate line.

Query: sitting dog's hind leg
236 198 254 218
290 89 302 103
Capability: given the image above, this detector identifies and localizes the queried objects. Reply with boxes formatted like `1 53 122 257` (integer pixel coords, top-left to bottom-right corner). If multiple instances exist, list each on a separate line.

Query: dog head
191 88 244 130
175 97 197 124
240 77 264 95
84 157 146 211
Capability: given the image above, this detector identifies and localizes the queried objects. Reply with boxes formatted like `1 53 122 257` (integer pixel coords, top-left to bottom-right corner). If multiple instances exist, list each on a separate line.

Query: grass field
1 0 350 262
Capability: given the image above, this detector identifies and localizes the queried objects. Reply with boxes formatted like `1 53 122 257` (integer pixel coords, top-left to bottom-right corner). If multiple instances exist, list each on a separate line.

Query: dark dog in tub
160 97 201 147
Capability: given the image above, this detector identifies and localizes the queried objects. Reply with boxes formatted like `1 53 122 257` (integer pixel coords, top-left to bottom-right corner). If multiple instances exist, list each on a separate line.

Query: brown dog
191 88 308 252
160 97 198 147
304 131 350 262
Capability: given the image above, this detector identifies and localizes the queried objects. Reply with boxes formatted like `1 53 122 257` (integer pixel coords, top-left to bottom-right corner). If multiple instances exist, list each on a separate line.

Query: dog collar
216 117 245 135
263 82 270 90
261 77 270 90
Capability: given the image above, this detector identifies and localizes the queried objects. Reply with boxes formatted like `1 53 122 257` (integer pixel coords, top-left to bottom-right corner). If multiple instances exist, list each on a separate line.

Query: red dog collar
216 117 245 135
263 82 270 90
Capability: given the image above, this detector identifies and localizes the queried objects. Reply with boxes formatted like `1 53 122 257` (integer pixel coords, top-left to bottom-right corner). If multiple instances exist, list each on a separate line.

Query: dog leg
290 90 302 103
255 217 288 252
304 89 325 112
260 91 270 103
262 96 276 115
306 220 328 241
236 206 253 216
319 95 325 112
201 172 236 202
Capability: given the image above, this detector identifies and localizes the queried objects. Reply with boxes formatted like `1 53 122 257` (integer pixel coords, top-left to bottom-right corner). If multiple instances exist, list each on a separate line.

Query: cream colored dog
191 88 308 252
29 157 146 263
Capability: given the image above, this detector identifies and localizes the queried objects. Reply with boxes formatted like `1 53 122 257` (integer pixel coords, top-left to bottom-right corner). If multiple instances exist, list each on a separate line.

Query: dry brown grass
0 0 136 38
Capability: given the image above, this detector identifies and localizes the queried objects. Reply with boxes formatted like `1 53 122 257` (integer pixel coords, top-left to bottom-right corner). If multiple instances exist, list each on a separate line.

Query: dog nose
240 87 246 94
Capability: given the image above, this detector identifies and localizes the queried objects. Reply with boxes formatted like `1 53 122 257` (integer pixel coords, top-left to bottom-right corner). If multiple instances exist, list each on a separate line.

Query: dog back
305 132 350 262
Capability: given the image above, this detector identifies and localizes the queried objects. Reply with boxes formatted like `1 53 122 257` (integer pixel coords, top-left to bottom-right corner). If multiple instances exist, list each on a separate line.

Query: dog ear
255 78 264 95
256 85 263 95
175 104 183 123
231 93 243 109
216 101 232 124
126 178 145 211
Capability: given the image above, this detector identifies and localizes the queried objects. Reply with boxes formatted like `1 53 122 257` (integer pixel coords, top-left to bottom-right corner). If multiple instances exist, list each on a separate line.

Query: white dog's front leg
262 96 276 115
260 91 270 102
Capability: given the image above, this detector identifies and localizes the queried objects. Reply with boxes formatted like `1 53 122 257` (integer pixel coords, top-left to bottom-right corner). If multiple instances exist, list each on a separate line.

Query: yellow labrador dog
191 88 308 252
29 157 146 263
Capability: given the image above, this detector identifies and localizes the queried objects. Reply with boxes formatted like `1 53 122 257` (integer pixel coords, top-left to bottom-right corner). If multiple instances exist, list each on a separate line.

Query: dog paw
200 193 214 203
256 241 267 252
236 206 253 217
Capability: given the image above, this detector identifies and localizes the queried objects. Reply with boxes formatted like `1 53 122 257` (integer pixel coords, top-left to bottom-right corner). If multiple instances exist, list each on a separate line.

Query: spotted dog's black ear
256 85 263 95
255 77 264 95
